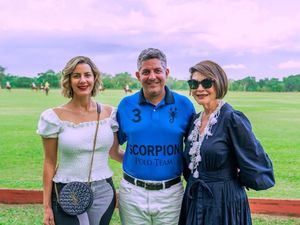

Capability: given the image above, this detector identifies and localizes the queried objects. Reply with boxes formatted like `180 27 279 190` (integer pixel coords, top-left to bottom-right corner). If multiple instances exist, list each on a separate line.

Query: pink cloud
1 0 300 79
223 64 246 69
278 60 300 69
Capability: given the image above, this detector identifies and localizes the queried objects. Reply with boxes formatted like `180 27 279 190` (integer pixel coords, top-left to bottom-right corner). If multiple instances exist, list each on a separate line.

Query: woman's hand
44 207 55 225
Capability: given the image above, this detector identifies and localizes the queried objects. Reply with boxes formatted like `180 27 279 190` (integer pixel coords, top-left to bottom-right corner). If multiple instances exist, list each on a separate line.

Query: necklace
188 100 225 178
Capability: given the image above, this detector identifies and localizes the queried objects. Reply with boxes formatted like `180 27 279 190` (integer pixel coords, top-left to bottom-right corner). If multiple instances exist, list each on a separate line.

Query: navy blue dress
179 103 275 225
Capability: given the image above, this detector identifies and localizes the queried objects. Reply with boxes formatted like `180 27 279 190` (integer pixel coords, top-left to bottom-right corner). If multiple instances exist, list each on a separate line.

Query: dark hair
189 60 228 99
137 48 167 70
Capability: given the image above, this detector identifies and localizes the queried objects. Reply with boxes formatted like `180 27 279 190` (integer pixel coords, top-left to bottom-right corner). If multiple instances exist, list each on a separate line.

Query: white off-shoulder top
37 105 118 183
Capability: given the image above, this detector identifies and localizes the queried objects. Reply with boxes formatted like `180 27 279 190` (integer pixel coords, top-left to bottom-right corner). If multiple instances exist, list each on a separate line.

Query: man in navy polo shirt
117 48 195 225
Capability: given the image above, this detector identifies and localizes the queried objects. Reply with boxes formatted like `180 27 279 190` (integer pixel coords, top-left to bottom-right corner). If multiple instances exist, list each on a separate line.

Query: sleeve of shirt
36 109 61 138
116 101 127 145
110 107 119 132
227 110 275 191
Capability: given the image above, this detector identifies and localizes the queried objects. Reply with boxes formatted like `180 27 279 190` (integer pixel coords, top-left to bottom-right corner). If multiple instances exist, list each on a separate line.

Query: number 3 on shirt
131 108 141 122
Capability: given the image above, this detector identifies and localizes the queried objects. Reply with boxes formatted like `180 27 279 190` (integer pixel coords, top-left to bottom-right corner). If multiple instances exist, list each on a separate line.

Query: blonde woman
37 56 123 225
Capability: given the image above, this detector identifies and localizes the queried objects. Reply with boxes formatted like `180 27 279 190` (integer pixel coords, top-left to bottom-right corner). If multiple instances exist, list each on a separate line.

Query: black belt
123 173 181 190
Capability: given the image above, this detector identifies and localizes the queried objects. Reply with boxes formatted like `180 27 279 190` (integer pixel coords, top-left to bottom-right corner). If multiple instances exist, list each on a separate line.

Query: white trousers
118 178 184 225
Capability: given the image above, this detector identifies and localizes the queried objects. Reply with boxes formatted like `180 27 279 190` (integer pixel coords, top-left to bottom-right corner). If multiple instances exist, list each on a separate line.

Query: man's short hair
137 48 167 70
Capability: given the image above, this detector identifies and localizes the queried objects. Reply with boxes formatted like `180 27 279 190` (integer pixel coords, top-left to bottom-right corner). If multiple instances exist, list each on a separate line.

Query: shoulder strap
87 102 101 184
96 102 101 114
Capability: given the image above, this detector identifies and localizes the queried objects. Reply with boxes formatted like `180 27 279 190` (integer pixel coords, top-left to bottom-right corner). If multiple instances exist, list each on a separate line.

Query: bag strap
87 102 101 184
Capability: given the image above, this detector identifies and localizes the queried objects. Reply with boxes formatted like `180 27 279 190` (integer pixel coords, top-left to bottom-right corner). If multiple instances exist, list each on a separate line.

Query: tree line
228 76 300 92
0 65 299 91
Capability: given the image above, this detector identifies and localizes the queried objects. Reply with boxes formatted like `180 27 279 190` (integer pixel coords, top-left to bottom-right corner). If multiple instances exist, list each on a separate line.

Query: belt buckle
145 182 163 190
136 180 145 188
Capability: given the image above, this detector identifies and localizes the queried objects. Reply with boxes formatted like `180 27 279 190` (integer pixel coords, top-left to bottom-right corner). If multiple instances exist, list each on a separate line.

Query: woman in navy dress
179 60 275 225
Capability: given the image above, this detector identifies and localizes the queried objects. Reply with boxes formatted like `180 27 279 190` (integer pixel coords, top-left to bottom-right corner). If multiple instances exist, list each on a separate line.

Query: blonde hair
61 56 101 98
189 60 228 99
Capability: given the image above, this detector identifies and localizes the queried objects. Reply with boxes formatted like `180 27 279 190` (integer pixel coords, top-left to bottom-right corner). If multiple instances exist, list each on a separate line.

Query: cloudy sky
1 0 300 80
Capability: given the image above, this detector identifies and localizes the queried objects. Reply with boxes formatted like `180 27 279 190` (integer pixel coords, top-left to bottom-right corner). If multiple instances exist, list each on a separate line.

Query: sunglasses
187 78 214 89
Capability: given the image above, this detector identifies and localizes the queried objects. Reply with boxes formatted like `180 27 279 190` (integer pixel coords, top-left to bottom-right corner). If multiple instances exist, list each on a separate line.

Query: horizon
3 69 299 82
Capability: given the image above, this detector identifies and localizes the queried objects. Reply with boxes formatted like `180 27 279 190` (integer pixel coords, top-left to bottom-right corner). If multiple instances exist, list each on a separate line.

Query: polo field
0 89 299 224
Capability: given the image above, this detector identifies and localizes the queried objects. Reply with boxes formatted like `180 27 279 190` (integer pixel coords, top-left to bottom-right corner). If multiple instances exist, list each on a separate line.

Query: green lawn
0 89 299 200
0 204 299 225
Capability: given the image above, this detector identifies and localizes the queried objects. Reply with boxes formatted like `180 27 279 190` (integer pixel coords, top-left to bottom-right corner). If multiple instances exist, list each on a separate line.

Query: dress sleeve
228 110 275 190
110 107 119 132
183 114 199 181
37 109 61 138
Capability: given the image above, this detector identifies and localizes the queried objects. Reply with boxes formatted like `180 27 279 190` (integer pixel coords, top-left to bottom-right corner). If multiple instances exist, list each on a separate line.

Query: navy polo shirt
117 86 195 181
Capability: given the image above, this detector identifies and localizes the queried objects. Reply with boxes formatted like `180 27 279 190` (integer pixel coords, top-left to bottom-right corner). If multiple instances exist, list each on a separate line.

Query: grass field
0 204 300 225
0 89 300 200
